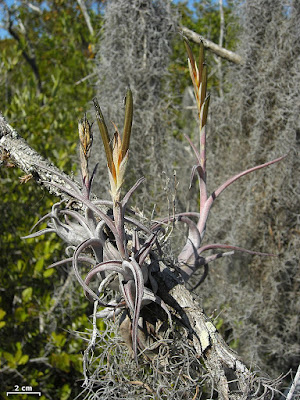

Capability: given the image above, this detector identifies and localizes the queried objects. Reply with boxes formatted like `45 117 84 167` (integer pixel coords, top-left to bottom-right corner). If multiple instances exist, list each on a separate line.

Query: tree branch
181 26 244 65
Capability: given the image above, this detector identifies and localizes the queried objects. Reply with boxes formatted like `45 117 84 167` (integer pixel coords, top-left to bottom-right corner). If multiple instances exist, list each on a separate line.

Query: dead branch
181 26 244 65
77 0 94 36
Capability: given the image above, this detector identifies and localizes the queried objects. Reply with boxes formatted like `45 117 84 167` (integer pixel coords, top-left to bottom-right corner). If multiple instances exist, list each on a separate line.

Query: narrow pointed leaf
197 243 277 257
202 94 210 127
200 64 207 107
21 228 56 239
135 232 158 266
73 239 112 306
121 88 133 158
121 177 145 210
122 258 145 363
84 260 124 301
93 98 115 177
207 154 288 214
142 287 173 327
177 216 201 264
184 134 201 165
184 39 196 76
34 162 81 195
197 154 288 235
198 41 204 81
47 256 96 269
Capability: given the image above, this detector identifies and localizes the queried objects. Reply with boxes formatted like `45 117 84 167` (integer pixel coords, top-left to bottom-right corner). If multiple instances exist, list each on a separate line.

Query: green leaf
0 309 6 320
51 332 67 347
69 354 83 373
17 259 25 272
43 268 54 278
230 338 240 349
15 342 22 360
3 351 15 364
50 352 70 372
35 257 44 273
18 354 29 365
15 307 29 322
60 383 71 400
216 318 224 331
22 287 33 302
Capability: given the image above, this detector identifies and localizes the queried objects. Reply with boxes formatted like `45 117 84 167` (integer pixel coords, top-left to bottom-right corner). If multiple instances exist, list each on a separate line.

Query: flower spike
78 115 93 196
185 39 209 211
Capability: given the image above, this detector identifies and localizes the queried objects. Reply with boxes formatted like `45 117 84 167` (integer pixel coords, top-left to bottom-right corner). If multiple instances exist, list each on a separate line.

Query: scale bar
6 393 41 396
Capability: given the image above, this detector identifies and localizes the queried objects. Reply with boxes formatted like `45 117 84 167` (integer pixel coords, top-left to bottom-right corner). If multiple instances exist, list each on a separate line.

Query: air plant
152 39 287 285
22 41 286 366
22 88 171 364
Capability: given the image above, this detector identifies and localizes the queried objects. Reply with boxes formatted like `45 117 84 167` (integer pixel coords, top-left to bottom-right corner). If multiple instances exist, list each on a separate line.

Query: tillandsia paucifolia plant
22 40 286 371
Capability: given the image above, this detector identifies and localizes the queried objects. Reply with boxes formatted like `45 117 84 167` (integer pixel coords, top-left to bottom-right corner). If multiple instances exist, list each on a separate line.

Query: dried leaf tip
121 88 133 159
184 38 196 74
198 40 204 78
93 97 114 176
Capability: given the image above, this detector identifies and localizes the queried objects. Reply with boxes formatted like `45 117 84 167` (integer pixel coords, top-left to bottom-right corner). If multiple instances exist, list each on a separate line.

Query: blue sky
0 0 197 40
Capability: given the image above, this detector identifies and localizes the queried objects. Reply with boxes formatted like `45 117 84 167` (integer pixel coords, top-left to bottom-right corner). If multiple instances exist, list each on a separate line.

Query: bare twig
286 364 300 400
22 1 42 15
181 26 244 65
75 71 97 86
77 0 94 36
